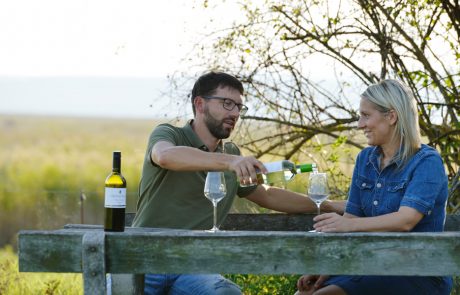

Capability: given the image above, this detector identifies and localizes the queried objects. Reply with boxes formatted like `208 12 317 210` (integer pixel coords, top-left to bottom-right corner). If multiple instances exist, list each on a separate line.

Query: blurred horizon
0 76 191 120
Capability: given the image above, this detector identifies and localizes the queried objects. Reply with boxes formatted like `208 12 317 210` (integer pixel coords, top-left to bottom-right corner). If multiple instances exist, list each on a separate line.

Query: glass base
308 229 323 233
206 226 221 232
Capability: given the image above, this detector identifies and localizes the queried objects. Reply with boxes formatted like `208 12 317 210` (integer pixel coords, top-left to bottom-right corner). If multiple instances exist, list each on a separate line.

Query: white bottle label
263 161 283 172
105 187 126 208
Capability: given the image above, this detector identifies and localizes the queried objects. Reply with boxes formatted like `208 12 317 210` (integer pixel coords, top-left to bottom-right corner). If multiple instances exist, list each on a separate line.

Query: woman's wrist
320 200 346 215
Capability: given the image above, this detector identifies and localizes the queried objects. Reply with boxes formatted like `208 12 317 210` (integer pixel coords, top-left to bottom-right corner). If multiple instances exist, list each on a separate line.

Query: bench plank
19 229 460 276
19 230 82 272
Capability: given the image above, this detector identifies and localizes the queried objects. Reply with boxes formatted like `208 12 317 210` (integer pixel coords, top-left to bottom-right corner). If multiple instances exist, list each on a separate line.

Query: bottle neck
296 163 317 173
113 152 121 173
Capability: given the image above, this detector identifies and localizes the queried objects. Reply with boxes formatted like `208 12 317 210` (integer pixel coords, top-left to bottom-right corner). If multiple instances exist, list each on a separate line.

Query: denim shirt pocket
356 176 374 212
385 181 407 211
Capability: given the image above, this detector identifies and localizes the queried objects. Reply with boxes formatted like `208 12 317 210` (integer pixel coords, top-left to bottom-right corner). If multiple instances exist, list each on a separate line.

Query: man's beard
204 106 233 139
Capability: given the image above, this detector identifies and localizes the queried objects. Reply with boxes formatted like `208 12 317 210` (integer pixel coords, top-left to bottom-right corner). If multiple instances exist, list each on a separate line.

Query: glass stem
213 203 218 229
317 202 321 215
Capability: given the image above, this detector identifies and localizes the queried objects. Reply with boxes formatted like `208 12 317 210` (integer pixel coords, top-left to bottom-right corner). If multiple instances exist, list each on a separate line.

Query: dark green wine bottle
104 151 126 232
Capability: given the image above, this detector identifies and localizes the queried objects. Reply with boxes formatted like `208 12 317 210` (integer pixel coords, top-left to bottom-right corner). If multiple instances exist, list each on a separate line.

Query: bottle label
263 161 283 172
105 187 126 208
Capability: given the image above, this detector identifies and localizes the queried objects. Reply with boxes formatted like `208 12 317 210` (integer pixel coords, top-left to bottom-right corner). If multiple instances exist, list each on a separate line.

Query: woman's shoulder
417 144 442 159
410 144 443 167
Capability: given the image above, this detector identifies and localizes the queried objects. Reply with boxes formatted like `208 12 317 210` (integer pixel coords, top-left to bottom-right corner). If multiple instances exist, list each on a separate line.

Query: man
132 72 345 295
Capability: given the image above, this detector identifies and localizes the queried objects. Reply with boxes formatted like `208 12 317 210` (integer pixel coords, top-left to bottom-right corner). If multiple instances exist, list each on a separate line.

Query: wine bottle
104 151 127 232
265 161 317 187
239 161 317 187
283 163 318 181
239 169 265 187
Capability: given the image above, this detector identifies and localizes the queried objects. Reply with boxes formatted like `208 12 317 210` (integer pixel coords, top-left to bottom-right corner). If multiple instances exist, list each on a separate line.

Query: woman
296 79 452 295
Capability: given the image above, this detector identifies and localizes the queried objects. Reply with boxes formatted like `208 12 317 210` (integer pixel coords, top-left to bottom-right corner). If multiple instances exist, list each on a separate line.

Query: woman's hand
297 274 330 293
313 213 355 232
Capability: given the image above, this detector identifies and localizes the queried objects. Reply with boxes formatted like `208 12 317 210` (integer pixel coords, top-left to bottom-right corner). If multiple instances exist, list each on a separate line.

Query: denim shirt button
373 200 378 206
376 183 382 188
362 183 366 187
427 210 432 215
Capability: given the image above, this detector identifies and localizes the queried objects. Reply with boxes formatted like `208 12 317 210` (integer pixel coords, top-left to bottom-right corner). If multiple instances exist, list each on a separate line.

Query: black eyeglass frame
201 95 249 115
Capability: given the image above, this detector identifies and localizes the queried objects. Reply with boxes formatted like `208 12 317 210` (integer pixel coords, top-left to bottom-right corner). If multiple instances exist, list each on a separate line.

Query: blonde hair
361 79 421 167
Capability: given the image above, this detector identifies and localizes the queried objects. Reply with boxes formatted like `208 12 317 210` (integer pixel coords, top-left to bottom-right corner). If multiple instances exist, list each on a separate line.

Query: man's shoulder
152 123 185 137
154 122 181 132
224 141 241 156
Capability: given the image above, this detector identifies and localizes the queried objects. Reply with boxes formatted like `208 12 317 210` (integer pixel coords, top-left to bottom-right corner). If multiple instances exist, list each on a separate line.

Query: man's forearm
153 145 233 171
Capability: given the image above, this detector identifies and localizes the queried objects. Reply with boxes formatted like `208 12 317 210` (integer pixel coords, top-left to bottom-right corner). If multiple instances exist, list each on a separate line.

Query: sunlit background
0 0 242 118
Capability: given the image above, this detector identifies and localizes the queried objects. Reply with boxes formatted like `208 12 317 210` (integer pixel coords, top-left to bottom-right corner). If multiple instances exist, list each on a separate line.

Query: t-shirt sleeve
146 124 180 166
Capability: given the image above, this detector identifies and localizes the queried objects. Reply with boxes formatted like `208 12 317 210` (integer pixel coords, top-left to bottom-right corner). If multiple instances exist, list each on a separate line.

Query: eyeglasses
202 95 249 116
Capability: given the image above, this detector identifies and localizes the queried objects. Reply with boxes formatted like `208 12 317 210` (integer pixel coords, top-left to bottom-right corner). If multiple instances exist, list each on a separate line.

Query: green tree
177 0 459 209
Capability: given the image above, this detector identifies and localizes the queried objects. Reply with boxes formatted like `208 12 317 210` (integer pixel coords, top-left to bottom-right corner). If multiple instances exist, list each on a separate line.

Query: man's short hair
190 72 244 115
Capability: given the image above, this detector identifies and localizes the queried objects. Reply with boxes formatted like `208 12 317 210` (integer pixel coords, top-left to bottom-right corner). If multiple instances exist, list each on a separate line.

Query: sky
0 0 240 119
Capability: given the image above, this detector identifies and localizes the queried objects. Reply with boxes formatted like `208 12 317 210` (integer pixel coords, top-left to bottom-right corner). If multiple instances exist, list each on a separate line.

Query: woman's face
357 98 396 147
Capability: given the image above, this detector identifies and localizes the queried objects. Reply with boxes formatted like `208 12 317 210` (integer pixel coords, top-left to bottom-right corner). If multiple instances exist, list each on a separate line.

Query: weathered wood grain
19 213 460 294
82 232 106 295
19 228 460 276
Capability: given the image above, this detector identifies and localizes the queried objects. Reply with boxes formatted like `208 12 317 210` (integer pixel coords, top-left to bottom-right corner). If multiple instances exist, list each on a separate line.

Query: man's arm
152 141 267 183
245 185 346 214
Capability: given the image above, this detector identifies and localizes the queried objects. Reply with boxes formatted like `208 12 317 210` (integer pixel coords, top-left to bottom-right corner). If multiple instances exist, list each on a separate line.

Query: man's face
202 86 243 139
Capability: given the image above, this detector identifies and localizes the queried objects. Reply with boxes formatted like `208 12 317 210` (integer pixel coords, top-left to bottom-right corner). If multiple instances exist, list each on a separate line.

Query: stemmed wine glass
307 172 329 216
204 171 227 232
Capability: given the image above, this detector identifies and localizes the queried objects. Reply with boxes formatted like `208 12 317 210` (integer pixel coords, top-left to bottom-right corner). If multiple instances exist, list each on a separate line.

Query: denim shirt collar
367 146 404 171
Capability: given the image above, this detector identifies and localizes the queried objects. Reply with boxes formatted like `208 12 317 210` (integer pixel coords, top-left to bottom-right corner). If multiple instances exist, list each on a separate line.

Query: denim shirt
346 144 448 232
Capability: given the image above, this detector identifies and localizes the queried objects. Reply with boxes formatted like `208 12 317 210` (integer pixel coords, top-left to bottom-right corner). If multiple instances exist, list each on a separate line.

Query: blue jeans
144 274 242 295
325 275 453 295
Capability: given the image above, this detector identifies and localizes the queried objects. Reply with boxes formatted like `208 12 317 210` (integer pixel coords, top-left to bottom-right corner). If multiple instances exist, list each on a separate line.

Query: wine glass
204 171 227 232
307 172 329 216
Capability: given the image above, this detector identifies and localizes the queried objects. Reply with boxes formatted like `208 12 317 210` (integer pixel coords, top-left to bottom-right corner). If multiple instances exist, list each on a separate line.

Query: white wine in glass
307 172 329 216
204 171 227 232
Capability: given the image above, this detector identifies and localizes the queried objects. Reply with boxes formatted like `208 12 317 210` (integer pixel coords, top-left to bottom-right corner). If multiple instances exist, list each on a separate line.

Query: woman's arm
313 206 424 232
245 185 347 214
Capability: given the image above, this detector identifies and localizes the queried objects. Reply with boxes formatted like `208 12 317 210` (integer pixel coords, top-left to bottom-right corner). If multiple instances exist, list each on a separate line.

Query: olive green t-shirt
132 120 256 229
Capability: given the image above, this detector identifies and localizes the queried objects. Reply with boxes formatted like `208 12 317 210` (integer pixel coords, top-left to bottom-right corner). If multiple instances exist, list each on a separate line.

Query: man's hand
228 155 267 186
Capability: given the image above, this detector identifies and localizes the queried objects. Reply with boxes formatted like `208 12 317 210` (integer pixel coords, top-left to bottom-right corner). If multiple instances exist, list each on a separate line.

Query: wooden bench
18 213 460 294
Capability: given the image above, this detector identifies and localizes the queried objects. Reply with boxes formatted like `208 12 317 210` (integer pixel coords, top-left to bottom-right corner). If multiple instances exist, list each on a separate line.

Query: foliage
0 246 83 294
183 0 460 211
225 274 299 294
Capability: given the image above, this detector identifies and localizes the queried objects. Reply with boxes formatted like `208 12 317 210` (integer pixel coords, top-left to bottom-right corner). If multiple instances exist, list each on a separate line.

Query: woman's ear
388 109 398 125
